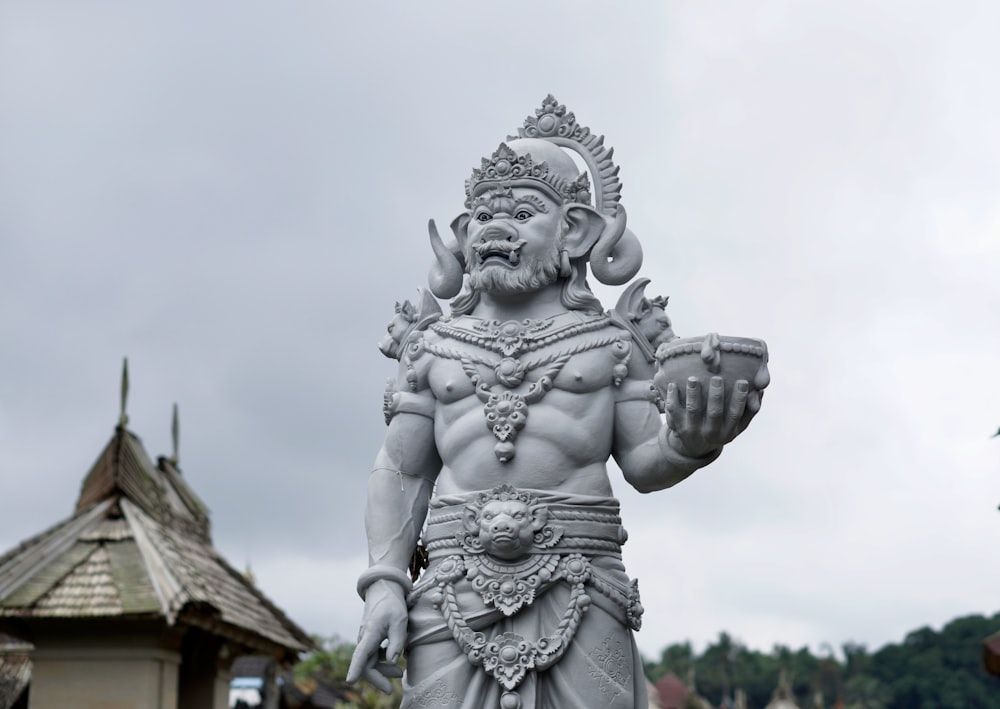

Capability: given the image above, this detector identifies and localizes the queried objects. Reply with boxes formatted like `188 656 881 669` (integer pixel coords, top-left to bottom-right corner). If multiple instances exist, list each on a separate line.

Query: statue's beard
467 244 561 295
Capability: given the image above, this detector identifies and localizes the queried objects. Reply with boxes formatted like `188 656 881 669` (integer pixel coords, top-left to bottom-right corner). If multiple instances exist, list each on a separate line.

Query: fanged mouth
474 239 527 268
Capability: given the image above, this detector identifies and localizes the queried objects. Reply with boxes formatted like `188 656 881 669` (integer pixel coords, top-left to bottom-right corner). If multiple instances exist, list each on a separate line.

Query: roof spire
119 358 129 427
170 402 180 466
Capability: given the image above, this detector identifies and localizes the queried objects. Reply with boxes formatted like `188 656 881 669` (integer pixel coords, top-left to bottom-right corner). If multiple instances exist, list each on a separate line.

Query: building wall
29 647 179 709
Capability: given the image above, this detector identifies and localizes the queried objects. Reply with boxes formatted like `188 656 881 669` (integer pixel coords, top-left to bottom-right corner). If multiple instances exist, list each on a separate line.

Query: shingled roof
0 423 312 661
0 633 32 708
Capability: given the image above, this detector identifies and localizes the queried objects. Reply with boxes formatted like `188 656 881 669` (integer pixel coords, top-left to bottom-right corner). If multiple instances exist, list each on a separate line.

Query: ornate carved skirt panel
402 486 647 709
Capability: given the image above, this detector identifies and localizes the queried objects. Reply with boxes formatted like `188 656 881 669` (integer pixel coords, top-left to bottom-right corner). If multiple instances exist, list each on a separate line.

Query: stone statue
347 95 769 709
609 277 677 386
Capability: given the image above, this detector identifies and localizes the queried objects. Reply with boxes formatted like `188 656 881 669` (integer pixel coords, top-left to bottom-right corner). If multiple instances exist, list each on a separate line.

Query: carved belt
408 485 643 703
422 501 627 559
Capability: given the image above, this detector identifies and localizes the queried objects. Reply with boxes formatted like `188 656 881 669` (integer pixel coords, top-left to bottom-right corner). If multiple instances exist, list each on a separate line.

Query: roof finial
170 402 180 466
119 357 129 427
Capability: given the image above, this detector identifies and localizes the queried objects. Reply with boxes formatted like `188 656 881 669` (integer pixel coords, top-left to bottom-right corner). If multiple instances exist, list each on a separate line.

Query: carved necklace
430 312 614 388
421 312 631 463
432 312 610 359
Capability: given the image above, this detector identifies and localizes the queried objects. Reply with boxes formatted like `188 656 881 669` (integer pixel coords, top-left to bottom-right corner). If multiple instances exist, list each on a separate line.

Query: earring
559 250 572 278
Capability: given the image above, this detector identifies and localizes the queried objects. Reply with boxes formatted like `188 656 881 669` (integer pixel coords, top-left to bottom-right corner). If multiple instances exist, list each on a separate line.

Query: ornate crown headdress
465 143 591 208
430 95 642 299
463 95 623 217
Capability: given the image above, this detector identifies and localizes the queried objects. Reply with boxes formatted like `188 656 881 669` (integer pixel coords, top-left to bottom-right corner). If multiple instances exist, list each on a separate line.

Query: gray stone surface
349 96 769 708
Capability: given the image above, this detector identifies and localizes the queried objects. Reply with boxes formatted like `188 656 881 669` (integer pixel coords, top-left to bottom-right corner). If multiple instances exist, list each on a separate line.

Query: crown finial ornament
515 94 622 217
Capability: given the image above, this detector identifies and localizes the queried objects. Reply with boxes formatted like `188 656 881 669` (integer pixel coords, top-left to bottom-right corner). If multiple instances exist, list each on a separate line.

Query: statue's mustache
473 237 528 266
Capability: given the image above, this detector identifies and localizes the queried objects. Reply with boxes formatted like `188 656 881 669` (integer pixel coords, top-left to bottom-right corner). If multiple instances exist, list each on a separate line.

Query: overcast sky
2 1 998 661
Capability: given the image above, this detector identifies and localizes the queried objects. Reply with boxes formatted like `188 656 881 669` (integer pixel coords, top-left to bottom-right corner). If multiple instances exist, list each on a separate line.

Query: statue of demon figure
349 96 769 709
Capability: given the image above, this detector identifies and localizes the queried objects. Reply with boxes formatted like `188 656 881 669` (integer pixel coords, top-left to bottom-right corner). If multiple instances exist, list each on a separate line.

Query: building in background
0 366 312 709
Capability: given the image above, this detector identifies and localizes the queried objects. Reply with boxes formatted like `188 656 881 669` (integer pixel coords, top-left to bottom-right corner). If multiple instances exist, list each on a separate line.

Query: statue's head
377 288 442 359
427 96 644 313
637 294 675 347
613 277 676 352
461 138 603 299
463 496 548 561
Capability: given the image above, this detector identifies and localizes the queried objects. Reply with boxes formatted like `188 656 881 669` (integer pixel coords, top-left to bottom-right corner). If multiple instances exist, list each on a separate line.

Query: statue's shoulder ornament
380 289 442 424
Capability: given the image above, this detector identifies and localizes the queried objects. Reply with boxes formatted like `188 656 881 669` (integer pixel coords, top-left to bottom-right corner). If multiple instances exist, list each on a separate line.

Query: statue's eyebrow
514 194 549 213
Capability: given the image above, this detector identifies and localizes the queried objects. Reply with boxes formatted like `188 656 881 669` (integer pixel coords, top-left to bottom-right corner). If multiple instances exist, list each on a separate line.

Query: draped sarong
401 489 649 709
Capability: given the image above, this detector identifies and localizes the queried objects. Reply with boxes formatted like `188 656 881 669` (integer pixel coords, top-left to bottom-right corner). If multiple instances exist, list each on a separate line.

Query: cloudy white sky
2 2 998 661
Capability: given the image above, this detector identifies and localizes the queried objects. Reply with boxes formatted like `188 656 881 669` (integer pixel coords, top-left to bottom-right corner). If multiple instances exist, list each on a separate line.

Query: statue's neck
474 281 566 322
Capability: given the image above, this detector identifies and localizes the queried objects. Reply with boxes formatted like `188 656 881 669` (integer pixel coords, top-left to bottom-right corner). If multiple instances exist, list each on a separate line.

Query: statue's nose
491 517 515 534
481 223 517 241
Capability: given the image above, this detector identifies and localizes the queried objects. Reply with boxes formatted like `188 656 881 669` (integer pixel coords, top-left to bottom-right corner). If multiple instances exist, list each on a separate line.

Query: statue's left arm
347 369 442 691
612 376 759 493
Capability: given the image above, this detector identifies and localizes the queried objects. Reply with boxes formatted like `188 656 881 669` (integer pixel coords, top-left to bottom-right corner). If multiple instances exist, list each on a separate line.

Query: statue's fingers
346 630 381 684
685 378 702 413
736 389 762 435
728 380 749 424
363 665 394 694
664 382 684 431
385 614 408 663
706 376 725 424
684 377 702 431
375 662 404 679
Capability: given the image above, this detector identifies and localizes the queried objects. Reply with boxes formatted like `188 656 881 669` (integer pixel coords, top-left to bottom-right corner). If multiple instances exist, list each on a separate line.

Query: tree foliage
292 635 403 709
643 612 1000 709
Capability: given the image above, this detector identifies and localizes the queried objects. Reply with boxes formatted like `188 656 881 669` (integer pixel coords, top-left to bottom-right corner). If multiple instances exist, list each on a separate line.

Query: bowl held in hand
654 333 769 405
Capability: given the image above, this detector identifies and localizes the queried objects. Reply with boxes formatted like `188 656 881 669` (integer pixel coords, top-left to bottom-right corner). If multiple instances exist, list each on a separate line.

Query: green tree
645 640 695 683
295 634 355 683
868 612 1000 708
844 675 891 709
293 635 403 709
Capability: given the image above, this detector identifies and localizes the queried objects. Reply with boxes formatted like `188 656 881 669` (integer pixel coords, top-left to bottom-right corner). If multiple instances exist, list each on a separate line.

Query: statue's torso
410 312 636 497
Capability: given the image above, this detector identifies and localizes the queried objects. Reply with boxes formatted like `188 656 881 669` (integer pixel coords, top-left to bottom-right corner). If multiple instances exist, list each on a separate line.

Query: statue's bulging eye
476 212 492 223
515 210 531 222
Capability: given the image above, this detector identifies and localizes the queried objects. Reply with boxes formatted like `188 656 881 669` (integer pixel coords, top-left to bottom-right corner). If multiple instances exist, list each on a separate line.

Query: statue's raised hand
654 334 769 458
661 376 761 457
346 580 407 693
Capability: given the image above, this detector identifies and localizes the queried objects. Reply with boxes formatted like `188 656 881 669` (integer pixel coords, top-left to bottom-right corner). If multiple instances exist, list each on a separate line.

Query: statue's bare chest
404 313 631 463
426 347 618 403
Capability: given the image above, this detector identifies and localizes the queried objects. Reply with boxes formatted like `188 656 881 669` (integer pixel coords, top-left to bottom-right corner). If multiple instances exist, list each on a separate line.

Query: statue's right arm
347 383 441 691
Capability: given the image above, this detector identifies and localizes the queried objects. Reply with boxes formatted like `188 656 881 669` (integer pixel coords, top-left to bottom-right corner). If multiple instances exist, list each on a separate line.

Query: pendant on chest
427 314 631 463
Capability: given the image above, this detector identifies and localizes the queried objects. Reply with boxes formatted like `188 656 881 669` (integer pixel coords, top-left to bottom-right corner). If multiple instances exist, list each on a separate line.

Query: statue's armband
385 389 435 423
381 333 438 425
614 377 660 406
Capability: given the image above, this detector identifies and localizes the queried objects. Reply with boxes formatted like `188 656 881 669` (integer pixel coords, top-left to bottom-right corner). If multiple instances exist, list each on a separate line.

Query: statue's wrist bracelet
660 428 723 468
357 565 414 600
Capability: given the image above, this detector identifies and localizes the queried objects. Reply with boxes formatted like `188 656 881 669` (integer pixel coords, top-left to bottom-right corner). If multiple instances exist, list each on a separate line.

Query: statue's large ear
529 504 548 532
615 277 651 321
463 505 480 534
590 205 643 285
561 204 605 259
451 212 472 254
